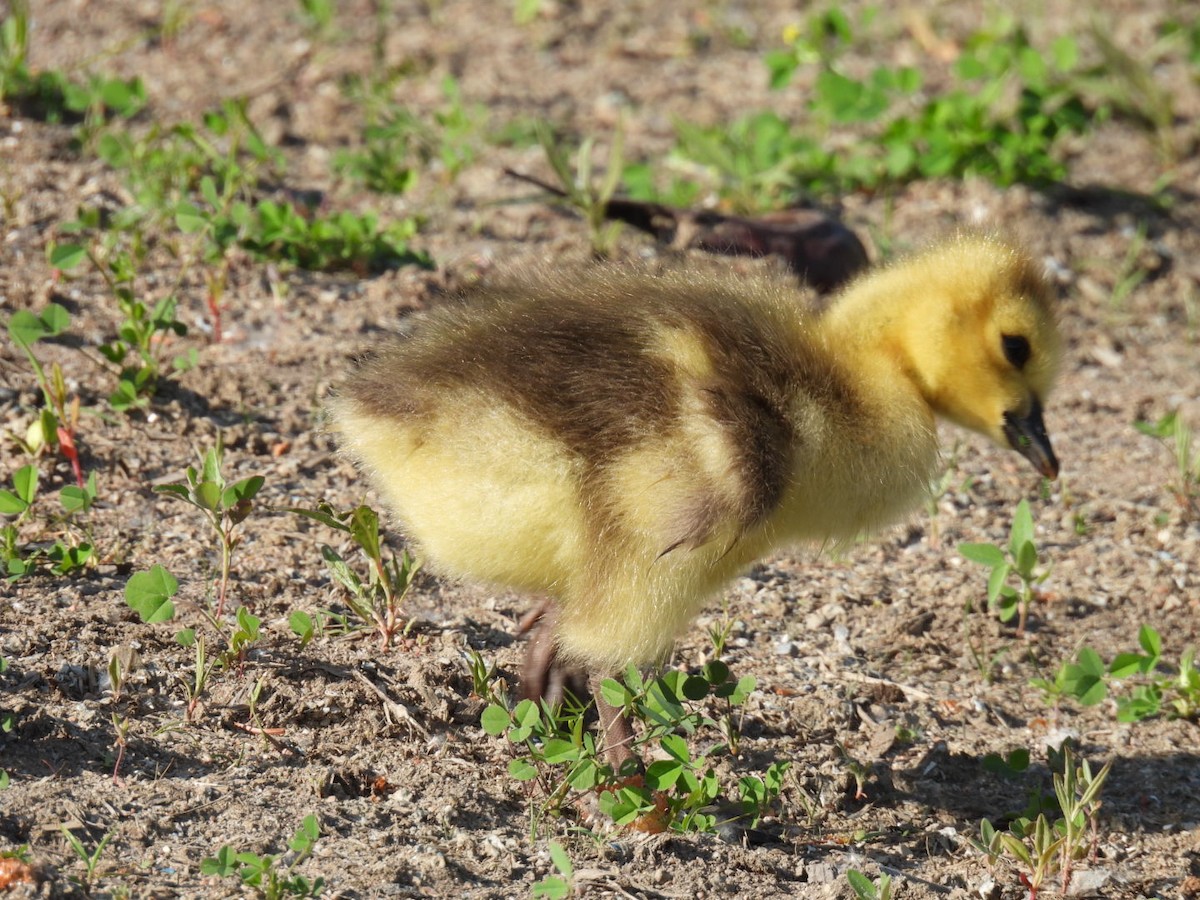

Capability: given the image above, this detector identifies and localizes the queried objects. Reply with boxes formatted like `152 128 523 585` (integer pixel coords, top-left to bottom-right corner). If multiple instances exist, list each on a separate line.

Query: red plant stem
206 291 223 344
56 426 85 487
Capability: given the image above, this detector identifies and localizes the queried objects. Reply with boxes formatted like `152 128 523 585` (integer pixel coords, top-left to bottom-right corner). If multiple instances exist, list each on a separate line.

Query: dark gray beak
1003 398 1059 479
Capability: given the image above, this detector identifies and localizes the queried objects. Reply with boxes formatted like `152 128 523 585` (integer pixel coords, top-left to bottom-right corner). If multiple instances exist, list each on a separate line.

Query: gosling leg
592 674 639 772
517 600 586 707
518 603 639 771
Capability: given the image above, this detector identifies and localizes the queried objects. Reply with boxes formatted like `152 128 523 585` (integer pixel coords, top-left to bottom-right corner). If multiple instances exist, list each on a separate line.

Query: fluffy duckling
332 235 1061 764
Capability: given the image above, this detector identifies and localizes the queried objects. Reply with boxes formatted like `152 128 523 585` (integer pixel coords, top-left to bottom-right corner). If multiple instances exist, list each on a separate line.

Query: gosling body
334 236 1060 678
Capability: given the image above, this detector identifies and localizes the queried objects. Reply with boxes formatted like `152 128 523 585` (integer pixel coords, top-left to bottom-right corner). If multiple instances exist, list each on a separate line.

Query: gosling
332 235 1061 765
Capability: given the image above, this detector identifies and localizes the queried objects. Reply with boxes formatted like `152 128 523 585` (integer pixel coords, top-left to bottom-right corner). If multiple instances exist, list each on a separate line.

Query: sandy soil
1 1 1199 897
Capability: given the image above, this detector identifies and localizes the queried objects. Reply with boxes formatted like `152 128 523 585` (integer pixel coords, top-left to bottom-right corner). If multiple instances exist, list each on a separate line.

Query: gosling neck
817 273 940 409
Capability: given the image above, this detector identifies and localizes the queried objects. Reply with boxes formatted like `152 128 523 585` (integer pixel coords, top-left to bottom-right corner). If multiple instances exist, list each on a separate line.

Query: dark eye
1002 334 1032 369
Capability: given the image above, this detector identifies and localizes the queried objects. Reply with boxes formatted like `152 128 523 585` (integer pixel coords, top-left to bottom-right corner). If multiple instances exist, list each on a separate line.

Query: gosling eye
1002 334 1032 370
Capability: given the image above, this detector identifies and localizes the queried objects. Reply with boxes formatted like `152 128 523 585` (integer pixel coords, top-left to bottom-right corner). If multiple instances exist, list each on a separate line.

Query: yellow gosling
332 234 1061 763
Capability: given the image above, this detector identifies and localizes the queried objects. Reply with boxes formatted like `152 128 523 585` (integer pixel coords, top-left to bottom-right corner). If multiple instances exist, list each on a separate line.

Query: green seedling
290 502 419 648
109 712 132 783
6 301 85 483
174 629 215 722
50 240 193 410
1033 625 1199 723
200 815 324 899
847 870 893 900
534 120 626 257
764 9 856 88
618 159 702 209
0 463 38 525
125 564 179 623
288 610 317 647
125 564 262 714
105 644 137 704
334 109 421 194
95 91 426 277
96 98 277 339
1031 645 1108 710
737 760 791 828
1106 223 1151 309
337 74 483 190
0 8 145 140
155 440 263 616
224 605 263 671
671 111 825 212
0 0 30 100
972 746 1111 898
464 649 504 706
1135 411 1200 519
960 499 1049 635
963 604 1009 684
178 193 430 274
924 440 972 548
2 464 97 579
295 0 335 36
61 825 115 893
240 676 283 749
531 841 574 899
982 747 1031 780
482 660 762 834
675 20 1089 207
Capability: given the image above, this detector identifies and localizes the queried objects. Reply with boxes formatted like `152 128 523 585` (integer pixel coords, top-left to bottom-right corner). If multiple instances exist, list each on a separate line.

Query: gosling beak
1003 398 1059 480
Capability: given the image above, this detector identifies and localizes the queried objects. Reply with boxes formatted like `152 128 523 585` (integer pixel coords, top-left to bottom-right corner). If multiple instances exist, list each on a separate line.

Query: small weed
982 747 1031 780
482 661 769 834
0 7 145 140
959 499 1049 635
1134 411 1200 519
706 601 736 661
671 20 1091 208
6 302 84 483
288 610 317 647
49 239 194 411
201 814 325 899
125 564 179 623
464 649 503 704
847 869 893 900
295 0 336 37
1032 625 1199 722
336 74 483 190
291 502 419 647
972 746 1111 898
531 841 574 899
125 562 268 717
963 604 1009 684
0 0 31 99
671 111 824 213
174 629 216 722
1 464 97 579
155 439 264 616
532 121 626 258
61 825 115 893
1107 223 1151 309
178 193 430 273
925 439 970 547
109 712 132 782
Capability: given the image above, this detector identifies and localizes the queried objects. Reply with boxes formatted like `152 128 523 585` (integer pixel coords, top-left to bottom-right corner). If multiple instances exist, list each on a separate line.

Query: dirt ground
2 1 1199 897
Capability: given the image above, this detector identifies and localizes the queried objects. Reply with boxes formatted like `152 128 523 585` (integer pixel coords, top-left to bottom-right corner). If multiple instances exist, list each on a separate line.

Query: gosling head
817 235 1062 479
902 236 1062 479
